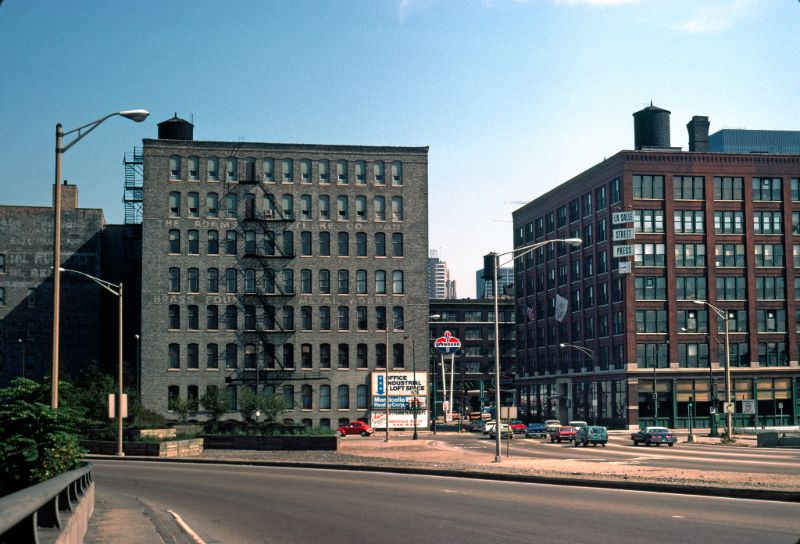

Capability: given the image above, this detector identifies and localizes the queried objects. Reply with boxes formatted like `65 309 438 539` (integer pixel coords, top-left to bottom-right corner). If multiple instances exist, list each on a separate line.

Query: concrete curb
85 454 800 503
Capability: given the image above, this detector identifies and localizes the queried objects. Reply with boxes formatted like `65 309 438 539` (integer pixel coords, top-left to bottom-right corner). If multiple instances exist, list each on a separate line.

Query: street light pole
694 300 733 442
134 334 141 398
559 344 595 423
652 344 658 423
50 109 148 410
60 267 125 456
18 338 26 379
488 237 582 463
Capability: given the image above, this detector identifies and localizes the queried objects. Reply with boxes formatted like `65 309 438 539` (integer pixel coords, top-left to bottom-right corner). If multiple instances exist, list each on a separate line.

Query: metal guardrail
0 463 93 543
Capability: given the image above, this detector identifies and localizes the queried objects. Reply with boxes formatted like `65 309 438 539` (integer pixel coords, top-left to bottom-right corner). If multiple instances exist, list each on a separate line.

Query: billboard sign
612 211 635 224
372 395 428 410
371 412 428 430
371 372 428 397
434 331 461 354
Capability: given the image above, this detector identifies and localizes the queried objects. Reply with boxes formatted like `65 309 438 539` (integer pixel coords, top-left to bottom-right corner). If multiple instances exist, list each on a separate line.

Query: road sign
613 245 634 258
612 228 635 241
618 261 632 274
434 330 461 354
612 211 634 224
723 401 735 414
741 399 755 415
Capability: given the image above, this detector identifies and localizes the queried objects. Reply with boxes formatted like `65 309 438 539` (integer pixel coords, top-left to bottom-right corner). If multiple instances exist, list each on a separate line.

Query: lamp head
563 238 583 247
118 109 150 122
692 300 704 305
559 343 567 348
429 314 442 320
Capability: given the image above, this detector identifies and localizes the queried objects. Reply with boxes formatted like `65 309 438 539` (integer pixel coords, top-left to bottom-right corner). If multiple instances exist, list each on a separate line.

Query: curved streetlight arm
560 343 594 359
496 238 582 268
61 109 149 153
59 267 121 296
693 299 726 319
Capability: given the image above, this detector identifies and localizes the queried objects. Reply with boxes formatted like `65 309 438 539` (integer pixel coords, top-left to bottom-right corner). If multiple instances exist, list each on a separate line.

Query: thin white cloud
679 0 754 33
552 0 640 5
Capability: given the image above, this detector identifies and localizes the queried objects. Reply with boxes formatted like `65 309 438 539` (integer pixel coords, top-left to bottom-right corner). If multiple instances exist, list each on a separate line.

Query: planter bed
201 435 338 451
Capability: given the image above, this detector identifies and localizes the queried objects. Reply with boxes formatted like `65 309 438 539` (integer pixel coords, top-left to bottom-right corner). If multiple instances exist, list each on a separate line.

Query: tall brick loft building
140 117 429 428
513 105 800 430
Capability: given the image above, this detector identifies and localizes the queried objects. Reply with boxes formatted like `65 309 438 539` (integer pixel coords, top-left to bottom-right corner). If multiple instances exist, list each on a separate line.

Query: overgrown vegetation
0 378 85 496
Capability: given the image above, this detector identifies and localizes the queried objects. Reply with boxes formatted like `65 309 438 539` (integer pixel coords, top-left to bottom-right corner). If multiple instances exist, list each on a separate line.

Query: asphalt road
444 432 800 475
93 460 800 544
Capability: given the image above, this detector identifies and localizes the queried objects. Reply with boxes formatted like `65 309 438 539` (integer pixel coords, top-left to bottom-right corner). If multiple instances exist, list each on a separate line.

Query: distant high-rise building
476 267 513 298
708 129 800 154
428 250 453 299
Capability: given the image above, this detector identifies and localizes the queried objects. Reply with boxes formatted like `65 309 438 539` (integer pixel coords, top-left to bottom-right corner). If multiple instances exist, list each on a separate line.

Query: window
582 192 593 216
263 158 275 182
714 244 745 267
300 159 311 183
634 243 665 266
319 195 330 220
754 244 784 267
391 233 403 257
300 269 312 293
393 306 404 330
758 343 787 367
634 276 666 299
677 343 709 368
186 156 199 180
752 177 782 201
282 231 294 256
186 343 199 369
355 232 367 257
282 159 293 182
186 305 198 330
319 307 331 330
673 176 704 200
225 268 237 292
597 219 607 242
675 276 706 300
301 384 313 409
391 161 403 185
300 231 312 256
187 268 199 292
583 255 594 277
337 270 349 293
713 211 744 234
207 157 219 181
635 310 667 333
282 269 294 293
207 305 219 330
674 243 705 267
318 159 330 183
376 306 387 330
374 196 386 221
556 205 567 228
610 177 621 203
392 271 404 294
374 161 385 184
392 343 405 368
756 309 785 332
355 161 366 184
713 176 743 200
225 193 238 218
319 269 330 294
168 267 180 292
677 310 708 332
357 306 368 330
337 384 350 408
319 231 330 256
300 195 312 219
0 254 5 274
226 157 238 181
375 233 386 256
187 229 199 254
225 230 237 255
391 196 403 221
754 211 782 234
283 343 295 368
225 343 238 369
206 344 218 369
168 305 180 329
168 344 180 369
207 230 219 255
207 268 219 292
792 178 800 201
244 269 256 293
225 305 237 329
338 306 349 330
282 194 294 219
595 186 607 210
794 212 800 235
337 196 349 219
299 306 312 331
633 175 664 199
755 277 785 299
320 384 331 408
716 276 746 300
338 344 349 369
168 229 181 253
674 210 705 233
336 160 348 183
633 210 664 233
355 195 367 220
187 192 199 217
337 232 349 256
169 155 181 180
356 270 367 294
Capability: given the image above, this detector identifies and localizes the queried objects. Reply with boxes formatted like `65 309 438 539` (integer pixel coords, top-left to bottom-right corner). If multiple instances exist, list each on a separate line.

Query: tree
200 387 229 423
238 388 287 424
168 397 191 423
0 378 84 496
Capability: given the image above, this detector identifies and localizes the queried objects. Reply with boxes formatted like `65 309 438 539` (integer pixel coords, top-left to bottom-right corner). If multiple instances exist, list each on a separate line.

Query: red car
338 421 374 437
509 420 527 434
549 425 577 443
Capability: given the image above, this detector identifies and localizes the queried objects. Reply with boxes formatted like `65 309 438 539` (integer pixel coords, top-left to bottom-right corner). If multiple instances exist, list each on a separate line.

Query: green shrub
0 379 85 496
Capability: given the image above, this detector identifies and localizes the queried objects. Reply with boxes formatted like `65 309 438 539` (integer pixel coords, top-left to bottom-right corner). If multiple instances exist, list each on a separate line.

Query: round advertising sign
434 330 461 354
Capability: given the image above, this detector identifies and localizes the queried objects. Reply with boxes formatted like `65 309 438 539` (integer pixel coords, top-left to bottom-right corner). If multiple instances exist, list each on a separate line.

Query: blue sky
1 0 798 295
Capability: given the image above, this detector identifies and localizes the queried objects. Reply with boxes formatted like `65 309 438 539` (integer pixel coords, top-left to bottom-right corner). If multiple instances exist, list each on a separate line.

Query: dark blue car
525 423 547 438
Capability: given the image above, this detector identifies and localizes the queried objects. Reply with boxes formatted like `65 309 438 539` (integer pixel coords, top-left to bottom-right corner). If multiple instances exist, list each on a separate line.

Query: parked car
489 423 514 439
509 420 527 434
483 420 497 434
544 419 562 433
525 423 548 438
470 419 488 433
549 425 577 443
338 421 374 437
574 425 608 447
568 420 590 430
631 426 677 447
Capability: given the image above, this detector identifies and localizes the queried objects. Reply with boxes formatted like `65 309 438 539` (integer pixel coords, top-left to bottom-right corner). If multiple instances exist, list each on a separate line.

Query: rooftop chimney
54 180 78 210
687 116 710 152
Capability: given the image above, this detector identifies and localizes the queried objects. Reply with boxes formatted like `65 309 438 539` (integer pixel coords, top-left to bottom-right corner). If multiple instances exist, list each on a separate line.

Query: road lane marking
168 510 206 544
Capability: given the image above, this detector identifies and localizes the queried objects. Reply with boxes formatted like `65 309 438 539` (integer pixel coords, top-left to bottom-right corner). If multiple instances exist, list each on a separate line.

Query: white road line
168 510 206 544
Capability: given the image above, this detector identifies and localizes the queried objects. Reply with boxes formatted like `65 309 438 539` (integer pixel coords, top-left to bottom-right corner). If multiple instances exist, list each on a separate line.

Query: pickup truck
631 426 677 447
549 425 577 443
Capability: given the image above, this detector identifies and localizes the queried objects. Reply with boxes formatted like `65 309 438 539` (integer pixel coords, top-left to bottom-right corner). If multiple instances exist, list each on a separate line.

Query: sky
1 0 798 296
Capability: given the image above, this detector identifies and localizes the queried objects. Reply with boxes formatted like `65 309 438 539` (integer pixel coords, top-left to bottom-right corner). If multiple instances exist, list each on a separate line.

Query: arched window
168 305 180 329
207 192 219 217
337 160 348 183
392 270 404 294
263 158 275 182
391 161 403 185
282 159 294 182
320 385 331 409
169 155 181 180
226 157 238 181
357 384 368 409
373 161 385 184
391 196 403 221
168 343 180 368
187 156 199 181
208 230 219 255
301 385 313 409
207 157 219 181
169 192 181 217
337 384 350 409
374 196 385 221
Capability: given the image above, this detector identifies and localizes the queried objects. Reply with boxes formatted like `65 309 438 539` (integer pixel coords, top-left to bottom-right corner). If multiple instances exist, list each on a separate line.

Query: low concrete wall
202 435 339 451
54 482 95 544
81 439 203 457
136 428 176 440
757 431 800 448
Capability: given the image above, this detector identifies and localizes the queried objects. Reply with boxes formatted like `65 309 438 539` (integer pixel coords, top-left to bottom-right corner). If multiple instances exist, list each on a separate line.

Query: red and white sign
434 331 461 354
